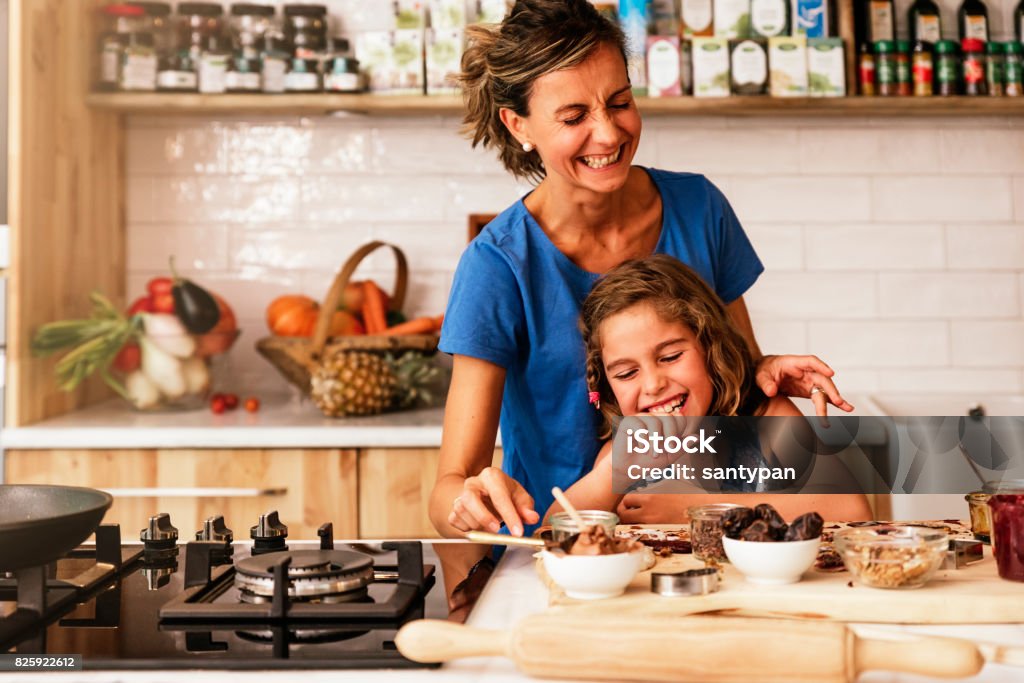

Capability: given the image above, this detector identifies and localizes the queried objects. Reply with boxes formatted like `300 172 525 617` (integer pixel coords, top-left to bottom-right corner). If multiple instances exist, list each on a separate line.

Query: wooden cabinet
5 449 359 539
4 447 503 539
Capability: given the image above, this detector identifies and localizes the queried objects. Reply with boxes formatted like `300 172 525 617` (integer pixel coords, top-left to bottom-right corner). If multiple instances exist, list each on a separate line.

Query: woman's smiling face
503 42 641 194
599 302 715 417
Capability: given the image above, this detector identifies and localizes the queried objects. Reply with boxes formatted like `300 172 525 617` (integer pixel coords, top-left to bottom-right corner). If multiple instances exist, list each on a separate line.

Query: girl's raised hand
754 354 854 417
448 467 539 537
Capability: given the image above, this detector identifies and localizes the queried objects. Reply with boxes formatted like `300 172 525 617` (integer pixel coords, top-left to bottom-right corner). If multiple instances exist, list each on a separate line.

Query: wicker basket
257 241 439 392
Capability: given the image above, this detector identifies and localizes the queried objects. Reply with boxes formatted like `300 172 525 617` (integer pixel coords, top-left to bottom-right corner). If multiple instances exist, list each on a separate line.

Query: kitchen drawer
4 448 358 539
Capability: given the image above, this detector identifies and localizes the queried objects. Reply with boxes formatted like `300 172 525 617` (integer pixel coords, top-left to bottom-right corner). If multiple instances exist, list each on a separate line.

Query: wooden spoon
551 486 587 531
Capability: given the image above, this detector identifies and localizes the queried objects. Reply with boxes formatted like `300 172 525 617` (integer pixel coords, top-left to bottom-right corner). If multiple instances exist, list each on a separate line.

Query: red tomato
224 393 239 410
244 397 260 413
147 277 174 297
152 293 176 314
127 296 153 316
210 396 227 414
112 343 141 373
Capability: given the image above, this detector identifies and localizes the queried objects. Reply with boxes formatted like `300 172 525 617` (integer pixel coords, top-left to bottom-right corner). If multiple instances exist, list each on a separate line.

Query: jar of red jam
985 480 1024 581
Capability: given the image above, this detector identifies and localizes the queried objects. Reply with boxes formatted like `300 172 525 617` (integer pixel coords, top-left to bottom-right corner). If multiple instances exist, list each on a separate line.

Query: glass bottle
98 4 145 91
907 0 941 45
958 0 989 42
985 40 1004 96
198 34 231 94
867 0 895 42
1005 41 1023 97
230 3 275 61
177 2 225 68
283 4 328 60
875 40 898 95
961 37 987 95
912 40 934 95
934 40 959 95
985 481 1024 582
260 30 290 94
858 42 876 95
895 39 912 95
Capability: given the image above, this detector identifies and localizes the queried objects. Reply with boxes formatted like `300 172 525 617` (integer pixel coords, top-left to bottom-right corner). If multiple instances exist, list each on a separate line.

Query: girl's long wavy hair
458 0 627 184
580 255 766 438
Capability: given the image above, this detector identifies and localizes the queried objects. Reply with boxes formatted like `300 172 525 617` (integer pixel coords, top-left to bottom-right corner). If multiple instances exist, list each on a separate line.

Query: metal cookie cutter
943 538 984 569
651 567 719 596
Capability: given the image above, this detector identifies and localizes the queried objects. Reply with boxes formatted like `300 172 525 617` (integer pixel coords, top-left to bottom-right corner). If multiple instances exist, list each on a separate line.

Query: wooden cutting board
543 522 1024 624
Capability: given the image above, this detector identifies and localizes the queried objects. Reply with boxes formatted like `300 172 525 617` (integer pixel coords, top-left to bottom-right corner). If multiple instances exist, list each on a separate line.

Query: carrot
384 316 438 335
361 281 388 335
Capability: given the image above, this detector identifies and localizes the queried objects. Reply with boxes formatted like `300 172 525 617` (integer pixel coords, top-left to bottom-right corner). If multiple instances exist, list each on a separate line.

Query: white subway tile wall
126 115 1024 397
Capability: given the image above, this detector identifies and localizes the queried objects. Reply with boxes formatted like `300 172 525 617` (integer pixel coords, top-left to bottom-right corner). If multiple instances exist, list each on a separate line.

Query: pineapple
310 350 441 417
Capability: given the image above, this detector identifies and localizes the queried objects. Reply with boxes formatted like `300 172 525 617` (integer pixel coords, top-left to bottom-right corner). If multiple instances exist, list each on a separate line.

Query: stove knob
141 513 179 544
250 510 288 540
196 515 234 544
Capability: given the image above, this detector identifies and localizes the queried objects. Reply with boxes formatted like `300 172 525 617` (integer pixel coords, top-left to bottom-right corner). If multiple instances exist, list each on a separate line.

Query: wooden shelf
86 92 1024 117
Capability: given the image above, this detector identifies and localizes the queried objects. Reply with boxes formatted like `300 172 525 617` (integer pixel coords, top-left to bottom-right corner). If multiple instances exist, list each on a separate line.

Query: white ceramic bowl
722 536 821 585
541 549 644 600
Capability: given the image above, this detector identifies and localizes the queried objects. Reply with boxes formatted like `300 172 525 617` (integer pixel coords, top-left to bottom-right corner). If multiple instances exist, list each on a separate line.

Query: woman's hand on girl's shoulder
449 467 540 537
754 354 854 417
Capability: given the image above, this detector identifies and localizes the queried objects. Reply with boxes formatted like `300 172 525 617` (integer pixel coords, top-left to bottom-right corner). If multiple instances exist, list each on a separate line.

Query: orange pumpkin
266 295 365 337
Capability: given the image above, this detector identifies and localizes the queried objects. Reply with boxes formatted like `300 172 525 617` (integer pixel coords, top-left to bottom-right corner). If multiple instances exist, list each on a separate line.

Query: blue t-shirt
439 168 764 529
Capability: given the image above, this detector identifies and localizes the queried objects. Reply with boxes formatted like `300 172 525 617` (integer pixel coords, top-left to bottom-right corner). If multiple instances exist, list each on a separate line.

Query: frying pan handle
101 487 287 498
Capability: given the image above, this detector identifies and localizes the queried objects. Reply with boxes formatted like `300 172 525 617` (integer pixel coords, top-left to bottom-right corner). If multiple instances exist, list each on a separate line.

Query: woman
430 0 852 539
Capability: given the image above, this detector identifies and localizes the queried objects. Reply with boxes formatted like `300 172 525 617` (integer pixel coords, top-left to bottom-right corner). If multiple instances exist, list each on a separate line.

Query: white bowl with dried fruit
723 536 821 585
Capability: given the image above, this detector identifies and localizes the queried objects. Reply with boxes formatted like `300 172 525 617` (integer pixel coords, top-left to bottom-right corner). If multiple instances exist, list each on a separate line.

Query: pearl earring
522 142 534 152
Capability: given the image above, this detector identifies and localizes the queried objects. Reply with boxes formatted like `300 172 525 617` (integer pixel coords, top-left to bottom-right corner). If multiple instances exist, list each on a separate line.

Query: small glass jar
985 480 1024 582
284 4 328 60
689 503 742 563
284 57 322 92
226 56 262 92
128 2 173 56
260 31 290 93
177 2 225 66
97 4 146 91
119 31 158 91
230 3 275 60
965 491 992 544
874 40 898 96
911 41 933 96
198 34 231 94
894 39 912 96
934 40 960 96
1005 42 1023 96
985 40 1004 97
961 38 987 96
550 511 619 544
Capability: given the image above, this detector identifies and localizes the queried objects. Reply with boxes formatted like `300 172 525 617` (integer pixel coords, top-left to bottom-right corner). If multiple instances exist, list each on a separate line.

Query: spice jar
230 3 275 60
284 57 322 92
895 39 912 96
965 491 992 544
985 40 1004 96
260 31 290 93
177 2 225 67
283 4 328 60
97 4 146 91
226 56 262 92
120 31 158 91
129 2 173 55
934 40 960 95
961 38 987 95
550 511 619 544
1006 41 1023 96
858 43 876 96
912 40 933 96
985 480 1024 582
689 503 742 563
198 34 231 94
874 40 898 96
324 49 363 93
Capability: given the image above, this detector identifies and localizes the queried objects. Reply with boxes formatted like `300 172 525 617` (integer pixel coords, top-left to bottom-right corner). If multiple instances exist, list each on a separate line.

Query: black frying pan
0 485 113 571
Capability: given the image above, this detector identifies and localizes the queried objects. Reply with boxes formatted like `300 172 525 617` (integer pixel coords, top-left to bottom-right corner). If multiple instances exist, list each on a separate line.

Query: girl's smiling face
501 42 641 195
599 302 714 417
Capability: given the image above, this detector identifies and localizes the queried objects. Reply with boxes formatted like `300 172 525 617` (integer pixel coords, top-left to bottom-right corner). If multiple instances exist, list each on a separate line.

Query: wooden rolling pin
395 614 986 682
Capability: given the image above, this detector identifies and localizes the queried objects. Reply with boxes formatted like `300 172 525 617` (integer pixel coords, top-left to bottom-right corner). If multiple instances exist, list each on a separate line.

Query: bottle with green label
908 0 941 44
934 40 959 95
958 0 989 42
750 0 789 37
1005 42 1022 96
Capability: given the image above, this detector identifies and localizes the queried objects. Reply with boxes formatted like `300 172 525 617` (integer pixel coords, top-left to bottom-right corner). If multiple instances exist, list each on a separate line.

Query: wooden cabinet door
358 448 502 538
5 449 358 539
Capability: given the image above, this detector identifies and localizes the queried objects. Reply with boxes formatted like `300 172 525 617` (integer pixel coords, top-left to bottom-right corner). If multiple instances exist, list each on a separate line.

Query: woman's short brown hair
580 255 764 437
459 0 627 183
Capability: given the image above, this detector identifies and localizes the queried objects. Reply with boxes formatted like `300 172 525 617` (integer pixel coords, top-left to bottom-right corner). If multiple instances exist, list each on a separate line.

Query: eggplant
169 258 220 334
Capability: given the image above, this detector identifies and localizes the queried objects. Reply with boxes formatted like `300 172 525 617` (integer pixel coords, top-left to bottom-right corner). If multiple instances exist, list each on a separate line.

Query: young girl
551 255 872 523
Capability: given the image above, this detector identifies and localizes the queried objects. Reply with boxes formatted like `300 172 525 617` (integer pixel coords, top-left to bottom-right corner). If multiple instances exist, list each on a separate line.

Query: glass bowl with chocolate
833 526 948 589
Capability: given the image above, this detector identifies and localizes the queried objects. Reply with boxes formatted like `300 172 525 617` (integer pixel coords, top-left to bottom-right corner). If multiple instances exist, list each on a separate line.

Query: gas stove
0 511 444 670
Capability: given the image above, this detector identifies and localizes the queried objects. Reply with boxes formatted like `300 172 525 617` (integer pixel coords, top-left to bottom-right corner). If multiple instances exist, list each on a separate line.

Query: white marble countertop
11 545 1024 682
0 396 449 450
